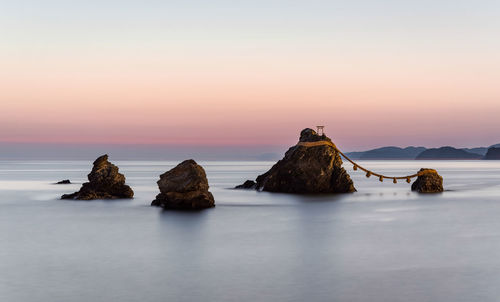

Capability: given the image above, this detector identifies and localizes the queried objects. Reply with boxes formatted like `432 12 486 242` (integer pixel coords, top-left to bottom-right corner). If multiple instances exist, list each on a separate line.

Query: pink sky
2 52 499 150
1 1 499 151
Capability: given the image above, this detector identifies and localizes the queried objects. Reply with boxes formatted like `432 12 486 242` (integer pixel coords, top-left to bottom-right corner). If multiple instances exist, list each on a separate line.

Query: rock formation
236 128 355 193
56 179 71 184
61 155 134 200
235 180 257 189
411 168 444 193
484 147 500 160
151 159 215 210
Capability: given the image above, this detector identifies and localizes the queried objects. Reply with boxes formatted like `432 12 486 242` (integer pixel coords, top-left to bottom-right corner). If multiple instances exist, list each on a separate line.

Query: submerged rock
237 128 355 194
56 179 71 184
411 168 444 193
61 155 134 200
151 159 215 210
234 180 256 189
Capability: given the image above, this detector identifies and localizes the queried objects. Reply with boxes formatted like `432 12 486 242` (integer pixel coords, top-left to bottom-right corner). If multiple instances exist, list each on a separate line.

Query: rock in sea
56 179 71 184
411 168 444 193
151 159 215 210
61 155 134 200
236 128 355 193
235 180 256 189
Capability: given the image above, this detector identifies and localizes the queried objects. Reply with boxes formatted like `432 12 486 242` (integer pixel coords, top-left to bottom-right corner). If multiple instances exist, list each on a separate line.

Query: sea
1 160 500 302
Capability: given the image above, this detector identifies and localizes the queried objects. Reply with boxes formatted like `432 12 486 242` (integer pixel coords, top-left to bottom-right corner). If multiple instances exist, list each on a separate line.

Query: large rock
484 147 500 160
411 168 444 193
151 160 215 210
61 155 134 200
236 128 355 193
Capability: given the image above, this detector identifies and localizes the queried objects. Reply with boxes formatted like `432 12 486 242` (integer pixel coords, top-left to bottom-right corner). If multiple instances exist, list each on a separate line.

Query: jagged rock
61 155 134 200
235 180 256 189
56 179 71 184
237 128 355 194
484 147 500 160
151 159 215 210
411 168 444 193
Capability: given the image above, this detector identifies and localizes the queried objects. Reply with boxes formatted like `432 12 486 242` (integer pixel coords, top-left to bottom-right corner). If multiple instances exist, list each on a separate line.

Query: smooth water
2 160 500 302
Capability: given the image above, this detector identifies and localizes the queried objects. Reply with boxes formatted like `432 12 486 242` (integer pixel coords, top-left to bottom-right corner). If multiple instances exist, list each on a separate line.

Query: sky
1 0 499 151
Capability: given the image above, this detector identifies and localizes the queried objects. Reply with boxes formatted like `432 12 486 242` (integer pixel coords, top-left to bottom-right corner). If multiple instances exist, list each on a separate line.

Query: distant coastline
346 144 500 160
1 141 500 161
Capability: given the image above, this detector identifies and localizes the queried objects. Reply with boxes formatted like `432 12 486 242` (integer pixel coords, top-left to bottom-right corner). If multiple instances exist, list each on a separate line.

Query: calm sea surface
2 160 500 302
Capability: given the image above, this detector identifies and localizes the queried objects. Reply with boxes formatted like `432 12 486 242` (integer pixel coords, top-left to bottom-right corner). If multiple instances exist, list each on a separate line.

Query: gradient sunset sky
1 0 499 150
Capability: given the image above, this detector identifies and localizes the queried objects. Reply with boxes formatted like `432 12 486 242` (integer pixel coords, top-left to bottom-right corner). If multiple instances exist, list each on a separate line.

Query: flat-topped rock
411 168 444 193
237 128 355 194
152 160 215 210
61 155 134 200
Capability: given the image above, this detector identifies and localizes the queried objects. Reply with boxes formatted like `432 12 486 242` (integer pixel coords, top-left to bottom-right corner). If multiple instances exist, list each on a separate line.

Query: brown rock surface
411 168 444 193
237 128 355 194
151 160 215 210
61 155 134 200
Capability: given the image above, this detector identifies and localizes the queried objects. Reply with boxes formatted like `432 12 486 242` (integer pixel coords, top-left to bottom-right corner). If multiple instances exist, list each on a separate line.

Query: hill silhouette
346 146 425 159
347 143 500 160
416 147 483 160
484 147 500 160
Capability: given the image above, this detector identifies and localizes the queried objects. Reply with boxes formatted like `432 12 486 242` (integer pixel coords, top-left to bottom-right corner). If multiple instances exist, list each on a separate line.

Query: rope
297 141 426 183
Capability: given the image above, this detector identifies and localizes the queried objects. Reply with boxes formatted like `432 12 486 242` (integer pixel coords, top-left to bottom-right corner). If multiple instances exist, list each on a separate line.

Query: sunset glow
1 1 499 150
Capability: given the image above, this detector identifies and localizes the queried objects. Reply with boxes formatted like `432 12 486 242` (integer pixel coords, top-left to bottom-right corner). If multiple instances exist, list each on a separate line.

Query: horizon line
1 140 499 152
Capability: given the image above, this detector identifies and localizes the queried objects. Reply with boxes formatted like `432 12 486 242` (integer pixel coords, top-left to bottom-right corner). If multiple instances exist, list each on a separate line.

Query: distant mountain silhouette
461 147 489 156
346 146 426 159
415 147 483 160
461 144 500 156
484 147 500 160
346 143 500 160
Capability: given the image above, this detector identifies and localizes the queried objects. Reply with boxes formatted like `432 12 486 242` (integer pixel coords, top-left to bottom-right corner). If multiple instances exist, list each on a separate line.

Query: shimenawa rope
297 141 426 184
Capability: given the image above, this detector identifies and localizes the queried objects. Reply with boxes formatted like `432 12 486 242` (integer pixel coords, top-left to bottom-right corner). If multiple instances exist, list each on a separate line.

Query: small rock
56 179 71 184
235 180 256 189
411 168 444 193
152 160 215 210
61 155 134 200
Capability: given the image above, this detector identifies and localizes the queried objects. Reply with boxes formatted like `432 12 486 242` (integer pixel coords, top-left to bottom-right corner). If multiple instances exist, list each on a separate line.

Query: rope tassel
406 177 411 183
366 171 372 178
379 176 383 182
393 178 397 184
353 165 358 171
